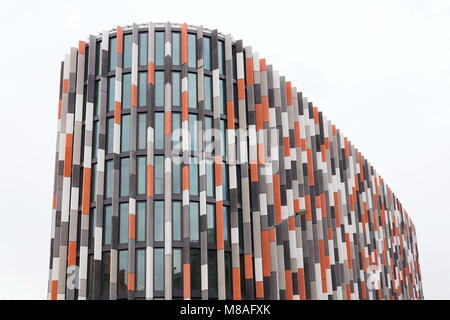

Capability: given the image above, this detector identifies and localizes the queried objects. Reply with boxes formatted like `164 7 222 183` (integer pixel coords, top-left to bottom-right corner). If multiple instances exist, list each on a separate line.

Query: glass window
207 204 215 244
123 73 131 110
103 205 112 245
204 116 214 156
173 201 181 241
154 156 164 195
118 250 128 295
139 32 148 67
137 201 146 242
154 248 164 291
222 163 229 201
189 201 199 241
155 71 164 107
172 159 181 194
208 250 217 296
154 201 164 242
119 202 129 244
223 206 230 246
218 40 224 74
137 113 147 150
105 160 113 199
154 112 164 150
124 34 132 69
136 249 145 291
89 208 97 249
108 77 115 112
189 114 197 152
109 37 117 72
190 249 201 291
95 41 102 76
139 72 147 107
206 159 214 198
220 79 226 114
188 73 197 109
204 76 212 111
172 72 181 107
220 119 227 157
172 113 181 151
232 45 237 80
189 157 198 196
137 156 146 195
120 157 130 197
203 37 211 71
94 81 100 116
155 32 165 66
121 114 131 152
102 252 110 297
173 249 182 291
172 32 180 66
91 163 97 202
87 254 94 299
188 33 196 68
107 117 114 154
225 252 232 296
238 208 243 250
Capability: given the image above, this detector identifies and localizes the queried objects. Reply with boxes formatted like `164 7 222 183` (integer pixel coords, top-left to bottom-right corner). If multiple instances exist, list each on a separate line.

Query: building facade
48 22 423 300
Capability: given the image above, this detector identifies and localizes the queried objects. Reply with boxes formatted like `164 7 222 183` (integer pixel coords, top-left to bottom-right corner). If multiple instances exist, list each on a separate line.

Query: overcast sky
0 0 449 300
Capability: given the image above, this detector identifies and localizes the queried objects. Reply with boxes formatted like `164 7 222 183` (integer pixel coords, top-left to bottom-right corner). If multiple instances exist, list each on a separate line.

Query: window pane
109 37 117 71
155 71 164 107
107 117 114 154
204 116 214 155
96 42 102 76
123 73 131 110
102 252 110 297
222 163 229 201
137 201 146 242
190 249 201 291
223 206 230 246
154 248 164 291
87 254 94 299
172 32 180 66
189 114 197 152
188 73 197 109
155 32 165 66
124 34 132 69
173 201 181 241
136 249 145 291
105 160 113 198
204 76 212 111
154 156 164 195
172 159 181 194
94 80 100 116
108 77 115 112
207 204 215 244
139 72 147 106
220 79 226 114
121 114 131 152
206 159 214 197
208 250 217 296
89 208 97 249
119 202 129 244
137 156 146 195
188 33 196 68
203 37 211 71
189 201 199 241
91 163 97 202
189 157 198 196
218 40 224 74
173 249 182 291
154 201 164 242
93 121 99 159
172 72 180 107
225 252 232 296
103 205 112 245
118 250 128 295
220 119 227 157
172 113 181 151
154 112 164 150
120 157 130 197
137 113 147 150
139 32 148 67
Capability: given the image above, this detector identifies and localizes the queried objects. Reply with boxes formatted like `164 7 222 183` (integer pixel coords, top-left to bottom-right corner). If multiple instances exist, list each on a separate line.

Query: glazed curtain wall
48 22 423 300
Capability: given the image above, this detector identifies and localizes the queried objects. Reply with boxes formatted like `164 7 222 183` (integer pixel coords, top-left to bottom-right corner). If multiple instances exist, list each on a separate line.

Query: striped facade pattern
48 22 423 300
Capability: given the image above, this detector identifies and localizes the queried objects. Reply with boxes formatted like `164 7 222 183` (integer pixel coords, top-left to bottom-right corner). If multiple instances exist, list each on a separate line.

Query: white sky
0 0 449 300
